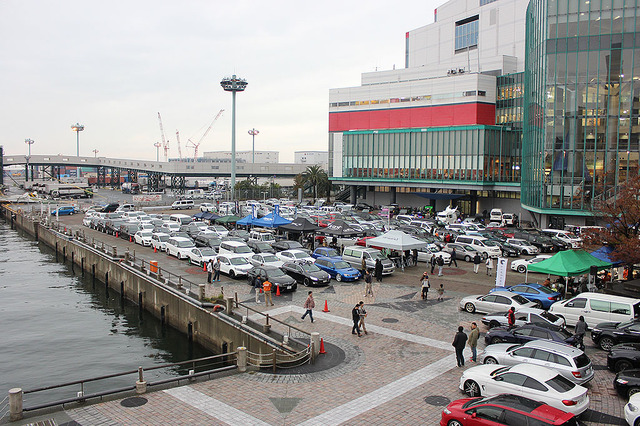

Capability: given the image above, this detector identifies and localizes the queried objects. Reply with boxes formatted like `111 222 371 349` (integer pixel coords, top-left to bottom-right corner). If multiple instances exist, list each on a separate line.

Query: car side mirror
470 412 477 419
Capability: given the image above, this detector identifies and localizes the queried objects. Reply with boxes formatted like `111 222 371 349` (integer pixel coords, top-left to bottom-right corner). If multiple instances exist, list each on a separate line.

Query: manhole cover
120 397 148 408
382 318 399 323
424 395 451 406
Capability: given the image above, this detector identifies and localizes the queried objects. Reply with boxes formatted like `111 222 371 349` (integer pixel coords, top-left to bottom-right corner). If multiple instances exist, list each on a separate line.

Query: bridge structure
1 150 308 194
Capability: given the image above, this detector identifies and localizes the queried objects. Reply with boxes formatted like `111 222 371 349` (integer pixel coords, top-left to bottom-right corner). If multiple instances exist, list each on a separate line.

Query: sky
0 0 441 163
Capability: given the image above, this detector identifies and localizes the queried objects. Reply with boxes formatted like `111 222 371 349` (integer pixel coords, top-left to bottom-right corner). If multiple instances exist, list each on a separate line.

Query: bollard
136 366 147 394
112 246 117 257
177 276 183 289
311 332 321 357
263 314 271 333
225 296 234 314
310 339 316 364
9 388 23 421
199 284 206 300
237 347 247 372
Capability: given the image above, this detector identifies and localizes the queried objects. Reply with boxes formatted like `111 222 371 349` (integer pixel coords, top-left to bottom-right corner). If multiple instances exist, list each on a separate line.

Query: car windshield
260 234 276 241
574 354 591 368
236 246 252 254
200 248 216 256
556 327 573 339
256 243 271 250
463 245 475 252
545 375 575 393
371 251 387 260
158 235 169 242
262 255 280 263
484 240 498 246
537 286 557 294
230 257 248 265
540 311 560 322
511 294 531 305
207 237 222 244
177 241 195 248
334 261 351 269
293 252 309 259
302 264 321 273
323 249 340 257
268 269 287 277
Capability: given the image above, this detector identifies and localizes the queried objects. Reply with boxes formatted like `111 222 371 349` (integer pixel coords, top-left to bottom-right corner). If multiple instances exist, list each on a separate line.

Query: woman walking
421 272 430 300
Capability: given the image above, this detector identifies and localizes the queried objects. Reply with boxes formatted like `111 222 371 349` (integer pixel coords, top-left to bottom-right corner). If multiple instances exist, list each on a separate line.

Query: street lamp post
92 149 99 158
25 138 34 181
153 142 162 162
248 128 259 164
71 123 84 156
220 75 248 200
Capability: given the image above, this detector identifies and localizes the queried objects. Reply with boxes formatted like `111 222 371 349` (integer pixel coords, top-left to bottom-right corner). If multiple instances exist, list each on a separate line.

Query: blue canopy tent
192 212 207 220
253 212 291 228
590 246 622 266
236 215 256 226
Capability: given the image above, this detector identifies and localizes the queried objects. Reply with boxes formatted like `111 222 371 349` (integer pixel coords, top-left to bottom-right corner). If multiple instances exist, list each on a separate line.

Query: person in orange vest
263 279 274 307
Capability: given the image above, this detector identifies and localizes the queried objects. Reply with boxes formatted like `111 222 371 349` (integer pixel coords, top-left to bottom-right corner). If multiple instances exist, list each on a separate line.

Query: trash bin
150 261 158 273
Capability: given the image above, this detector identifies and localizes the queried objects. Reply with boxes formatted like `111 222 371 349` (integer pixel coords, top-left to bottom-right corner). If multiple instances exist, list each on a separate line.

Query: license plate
287 286 291 290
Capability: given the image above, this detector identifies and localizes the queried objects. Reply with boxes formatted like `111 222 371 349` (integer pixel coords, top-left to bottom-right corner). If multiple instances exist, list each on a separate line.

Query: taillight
572 371 582 378
548 297 556 300
562 400 577 406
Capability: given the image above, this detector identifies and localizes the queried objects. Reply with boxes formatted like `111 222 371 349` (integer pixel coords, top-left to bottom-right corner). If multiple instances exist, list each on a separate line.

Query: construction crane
186 109 224 160
157 112 169 161
175 130 183 160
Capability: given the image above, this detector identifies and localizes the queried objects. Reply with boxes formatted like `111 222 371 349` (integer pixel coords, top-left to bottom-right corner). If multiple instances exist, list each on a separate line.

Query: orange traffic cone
276 285 281 296
319 338 326 354
154 246 157 253
203 263 207 272
116 232 119 238
129 236 132 242
322 300 330 312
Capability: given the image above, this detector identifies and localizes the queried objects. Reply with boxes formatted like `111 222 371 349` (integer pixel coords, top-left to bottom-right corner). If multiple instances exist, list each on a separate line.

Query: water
0 220 212 408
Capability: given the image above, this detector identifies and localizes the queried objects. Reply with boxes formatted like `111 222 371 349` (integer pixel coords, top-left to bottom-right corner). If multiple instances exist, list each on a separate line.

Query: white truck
436 206 459 224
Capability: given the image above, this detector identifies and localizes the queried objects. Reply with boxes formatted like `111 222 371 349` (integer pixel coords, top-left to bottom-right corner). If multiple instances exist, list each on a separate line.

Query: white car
82 214 94 227
459 363 590 415
481 307 565 329
625 392 640 426
250 254 284 268
200 203 216 212
165 237 196 260
459 291 537 314
160 222 181 234
506 238 539 255
510 254 552 273
187 247 218 267
134 230 153 246
208 224 229 238
216 254 253 279
151 232 170 252
416 244 452 264
276 249 315 264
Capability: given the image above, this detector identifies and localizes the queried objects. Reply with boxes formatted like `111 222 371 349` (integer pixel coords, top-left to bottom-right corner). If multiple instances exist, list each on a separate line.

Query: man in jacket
364 270 374 297
351 303 362 337
437 255 445 277
263 279 274 307
212 258 221 282
468 322 479 362
574 315 587 350
301 291 315 323
452 326 468 367
207 259 213 283
473 253 482 274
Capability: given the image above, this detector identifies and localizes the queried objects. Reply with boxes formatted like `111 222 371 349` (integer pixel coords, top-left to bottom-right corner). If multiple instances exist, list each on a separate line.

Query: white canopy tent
365 230 427 251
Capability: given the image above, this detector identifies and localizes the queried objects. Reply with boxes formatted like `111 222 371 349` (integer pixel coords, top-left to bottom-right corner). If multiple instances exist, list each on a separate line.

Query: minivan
248 230 276 244
342 246 395 275
169 214 193 226
217 241 254 259
549 292 640 327
454 235 501 258
171 200 194 210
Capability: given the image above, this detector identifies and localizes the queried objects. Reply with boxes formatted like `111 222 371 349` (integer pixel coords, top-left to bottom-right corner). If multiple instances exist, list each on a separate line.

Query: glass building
523 0 640 217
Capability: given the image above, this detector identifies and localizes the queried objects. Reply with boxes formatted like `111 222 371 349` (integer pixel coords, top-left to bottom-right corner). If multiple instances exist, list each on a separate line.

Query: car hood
309 270 330 280
483 343 517 355
461 295 483 303
336 267 360 275
617 369 640 380
593 321 621 330
269 275 297 285
463 364 506 378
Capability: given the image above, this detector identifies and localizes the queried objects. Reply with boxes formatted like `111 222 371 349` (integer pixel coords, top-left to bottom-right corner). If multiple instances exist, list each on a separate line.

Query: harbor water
0 220 212 408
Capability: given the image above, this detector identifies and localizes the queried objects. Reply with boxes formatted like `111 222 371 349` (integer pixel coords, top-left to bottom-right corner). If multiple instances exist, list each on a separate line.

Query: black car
105 219 126 236
484 324 575 346
281 261 331 287
355 202 374 211
246 266 297 292
489 239 520 257
248 240 276 254
228 229 250 242
614 368 640 398
101 203 119 213
608 343 640 373
591 319 640 351
119 223 140 240
194 233 222 250
271 240 307 252
513 232 555 253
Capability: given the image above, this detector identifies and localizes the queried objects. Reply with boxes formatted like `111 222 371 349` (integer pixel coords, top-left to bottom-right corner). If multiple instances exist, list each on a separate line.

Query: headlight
311 277 318 281
592 328 601 333
443 407 451 414
617 378 629 384
628 403 638 412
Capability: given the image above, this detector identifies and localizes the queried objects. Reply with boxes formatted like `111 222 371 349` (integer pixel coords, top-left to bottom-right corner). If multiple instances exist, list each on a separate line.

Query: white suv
165 237 196 260
215 254 253 279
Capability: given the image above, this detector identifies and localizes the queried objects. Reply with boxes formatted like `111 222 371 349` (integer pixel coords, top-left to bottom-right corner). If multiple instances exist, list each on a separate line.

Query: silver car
479 340 594 385
481 308 565 329
459 291 537 314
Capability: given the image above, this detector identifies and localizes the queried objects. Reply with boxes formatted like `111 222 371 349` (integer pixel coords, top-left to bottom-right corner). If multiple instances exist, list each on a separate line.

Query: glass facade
339 126 520 184
455 16 479 52
497 72 524 128
523 0 640 213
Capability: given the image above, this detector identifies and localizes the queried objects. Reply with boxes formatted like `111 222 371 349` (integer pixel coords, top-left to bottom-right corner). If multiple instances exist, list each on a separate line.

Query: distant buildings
294 151 328 170
201 151 279 164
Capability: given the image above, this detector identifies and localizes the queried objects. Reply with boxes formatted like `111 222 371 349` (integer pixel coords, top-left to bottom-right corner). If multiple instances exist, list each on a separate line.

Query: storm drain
382 318 399 323
120 397 148 408
424 395 451 406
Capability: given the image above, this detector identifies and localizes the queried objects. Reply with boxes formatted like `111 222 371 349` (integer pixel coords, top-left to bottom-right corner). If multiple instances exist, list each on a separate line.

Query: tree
581 174 640 266
300 165 329 202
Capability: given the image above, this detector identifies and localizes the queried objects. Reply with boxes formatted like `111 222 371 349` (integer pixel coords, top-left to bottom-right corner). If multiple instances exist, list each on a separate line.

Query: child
437 283 445 301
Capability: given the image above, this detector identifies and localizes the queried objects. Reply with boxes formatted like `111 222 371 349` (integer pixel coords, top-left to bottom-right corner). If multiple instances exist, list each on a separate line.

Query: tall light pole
220 75 248 200
248 128 259 164
71 123 84 156
25 138 34 181
92 149 99 158
153 142 162 162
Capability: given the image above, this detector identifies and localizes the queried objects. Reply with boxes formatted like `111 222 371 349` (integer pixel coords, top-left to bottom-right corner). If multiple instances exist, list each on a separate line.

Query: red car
441 394 578 426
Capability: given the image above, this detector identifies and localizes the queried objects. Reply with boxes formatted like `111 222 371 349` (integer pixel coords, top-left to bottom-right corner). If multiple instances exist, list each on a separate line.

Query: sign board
133 194 162 203
495 257 508 288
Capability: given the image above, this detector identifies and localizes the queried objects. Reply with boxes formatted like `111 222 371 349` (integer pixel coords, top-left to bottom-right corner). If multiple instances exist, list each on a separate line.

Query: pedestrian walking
301 291 315 323
574 315 587 351
254 274 263 303
207 259 213 283
420 272 430 300
473 253 482 274
374 259 383 283
485 257 494 276
437 283 445 301
351 303 362 336
437 255 444 276
212 258 221 282
450 248 458 267
358 301 368 335
364 270 374 297
430 255 437 274
452 326 468 367
468 322 479 362
361 257 367 276
263 279 274 307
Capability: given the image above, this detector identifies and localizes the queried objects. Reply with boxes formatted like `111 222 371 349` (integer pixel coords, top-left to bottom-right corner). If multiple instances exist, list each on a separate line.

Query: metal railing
246 346 312 372
235 296 312 341
0 394 9 421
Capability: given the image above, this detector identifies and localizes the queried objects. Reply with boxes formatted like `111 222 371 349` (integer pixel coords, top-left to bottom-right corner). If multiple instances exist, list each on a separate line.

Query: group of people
252 274 275 306
452 322 480 367
472 253 494 276
206 258 221 283
351 301 368 337
420 272 445 301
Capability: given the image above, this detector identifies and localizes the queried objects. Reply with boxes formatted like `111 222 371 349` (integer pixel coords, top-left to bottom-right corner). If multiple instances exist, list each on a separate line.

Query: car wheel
303 278 311 287
517 265 526 273
491 337 503 344
463 380 481 397
629 387 640 398
484 356 498 364
489 320 501 329
464 255 471 262
447 421 463 426
229 270 236 279
599 337 615 351
336 274 343 282
464 303 476 313
616 360 633 373
533 300 544 309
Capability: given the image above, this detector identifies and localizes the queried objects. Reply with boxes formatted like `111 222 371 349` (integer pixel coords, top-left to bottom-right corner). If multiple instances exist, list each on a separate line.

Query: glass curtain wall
523 0 640 212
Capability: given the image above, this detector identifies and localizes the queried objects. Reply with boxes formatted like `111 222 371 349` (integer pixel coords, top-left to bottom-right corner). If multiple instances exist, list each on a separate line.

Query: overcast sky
1 1 440 163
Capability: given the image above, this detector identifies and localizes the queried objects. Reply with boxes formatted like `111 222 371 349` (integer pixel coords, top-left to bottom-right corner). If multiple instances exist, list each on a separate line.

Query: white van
169 213 193 226
171 200 194 210
342 246 395 275
218 241 254 259
549 292 640 327
248 230 276 244
489 208 503 222
185 189 205 199
454 235 501 258
218 202 236 216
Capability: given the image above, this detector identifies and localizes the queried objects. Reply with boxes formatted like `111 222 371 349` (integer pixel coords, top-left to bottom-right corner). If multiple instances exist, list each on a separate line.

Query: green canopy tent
214 215 241 225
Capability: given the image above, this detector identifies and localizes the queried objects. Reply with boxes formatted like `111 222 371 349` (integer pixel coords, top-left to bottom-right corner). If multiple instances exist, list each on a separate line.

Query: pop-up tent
215 215 241 224
278 217 321 232
320 220 361 237
365 230 427 251
527 249 612 276
252 212 291 228
590 246 622 266
236 215 256 226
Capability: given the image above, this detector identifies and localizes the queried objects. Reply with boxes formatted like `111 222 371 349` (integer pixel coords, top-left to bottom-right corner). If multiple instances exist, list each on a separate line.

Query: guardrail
235 297 311 341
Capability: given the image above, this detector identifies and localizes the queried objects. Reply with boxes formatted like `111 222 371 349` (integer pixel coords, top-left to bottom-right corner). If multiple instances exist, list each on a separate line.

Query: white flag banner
495 257 508 287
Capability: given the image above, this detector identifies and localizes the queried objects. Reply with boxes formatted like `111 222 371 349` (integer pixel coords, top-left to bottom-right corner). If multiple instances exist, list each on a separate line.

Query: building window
480 0 497 5
455 16 479 52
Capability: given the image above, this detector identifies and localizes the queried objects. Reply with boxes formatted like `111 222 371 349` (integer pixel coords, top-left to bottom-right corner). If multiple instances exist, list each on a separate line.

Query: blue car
314 256 361 282
311 247 342 260
490 283 561 310
51 206 77 216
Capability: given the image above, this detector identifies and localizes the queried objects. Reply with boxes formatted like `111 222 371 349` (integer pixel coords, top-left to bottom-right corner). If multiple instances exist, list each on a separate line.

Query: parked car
314 257 361 282
133 230 153 247
247 240 276 254
200 203 216 212
183 222 209 239
625 389 640 426
608 343 640 374
440 394 579 426
481 308 565 329
208 224 229 238
510 255 553 273
165 237 196 260
100 203 120 213
151 232 171 252
416 244 452 265
119 223 141 240
215 254 253 279
550 293 640 328
484 324 576 346
51 206 77 216
513 232 555 253
271 240 307 252
194 233 222 250
459 364 589 415
592 319 640 351
281 261 331 287
276 249 315 264
479 340 593 385
460 291 537 314
490 239 520 257
442 243 481 262
342 246 395 275
615 367 640 398
490 283 561 310
228 229 250 242
187 247 218 267
311 247 342 260
506 238 539 255
105 219 126 236
249 253 284 268
246 266 297 292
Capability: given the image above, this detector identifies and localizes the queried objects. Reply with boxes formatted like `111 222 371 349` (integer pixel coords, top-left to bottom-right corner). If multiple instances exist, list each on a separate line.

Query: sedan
281 261 331 287
134 230 153 247
510 255 552 273
248 240 276 254
459 291 536 314
200 203 215 212
592 319 640 351
442 243 481 262
194 233 222 250
489 283 561 310
276 249 315 264
311 247 342 260
459 364 589 415
215 254 252 279
506 238 539 255
314 257 361 282
249 254 284 268
246 266 297 292
615 368 640 398
484 324 576 346
490 239 520 257
609 343 640 373
481 308 565 329
187 247 218 267
271 240 307 252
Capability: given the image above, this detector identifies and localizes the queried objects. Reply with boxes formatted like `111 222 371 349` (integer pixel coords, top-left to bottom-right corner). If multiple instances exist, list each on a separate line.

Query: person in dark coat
473 253 482 274
351 303 362 336
452 326 468 367
507 306 516 329
430 255 437 274
374 259 383 283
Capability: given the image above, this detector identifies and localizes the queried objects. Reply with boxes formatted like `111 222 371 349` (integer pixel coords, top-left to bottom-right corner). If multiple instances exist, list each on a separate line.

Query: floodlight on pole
92 149 99 158
25 138 34 157
25 139 34 181
153 142 162 162
220 74 248 200
71 123 84 156
248 128 259 164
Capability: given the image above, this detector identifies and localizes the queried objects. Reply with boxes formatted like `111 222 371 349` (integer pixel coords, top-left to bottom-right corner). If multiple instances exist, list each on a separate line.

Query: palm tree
300 165 327 202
